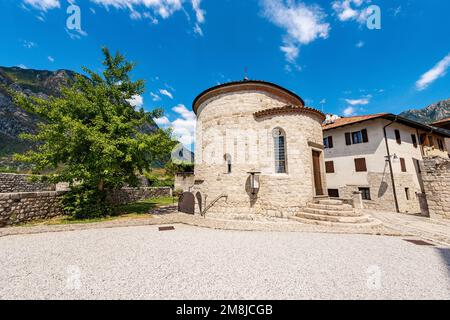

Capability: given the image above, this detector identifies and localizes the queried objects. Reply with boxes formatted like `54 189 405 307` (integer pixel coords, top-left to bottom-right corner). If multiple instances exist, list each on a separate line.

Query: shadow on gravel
436 248 450 281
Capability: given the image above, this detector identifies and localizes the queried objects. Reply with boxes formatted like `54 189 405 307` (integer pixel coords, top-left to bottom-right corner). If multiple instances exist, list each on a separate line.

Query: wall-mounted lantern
384 153 399 162
247 170 261 195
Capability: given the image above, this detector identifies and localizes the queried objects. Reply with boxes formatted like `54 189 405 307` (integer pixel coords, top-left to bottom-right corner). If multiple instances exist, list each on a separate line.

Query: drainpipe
383 117 400 213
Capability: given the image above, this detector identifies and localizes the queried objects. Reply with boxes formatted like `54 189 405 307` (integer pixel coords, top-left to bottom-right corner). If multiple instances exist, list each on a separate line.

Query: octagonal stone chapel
189 80 327 218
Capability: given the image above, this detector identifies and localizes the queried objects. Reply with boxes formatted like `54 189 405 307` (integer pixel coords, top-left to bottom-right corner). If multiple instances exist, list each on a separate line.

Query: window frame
395 129 401 144
325 161 335 173
400 157 407 172
323 136 333 149
273 128 287 174
354 158 367 172
359 187 371 200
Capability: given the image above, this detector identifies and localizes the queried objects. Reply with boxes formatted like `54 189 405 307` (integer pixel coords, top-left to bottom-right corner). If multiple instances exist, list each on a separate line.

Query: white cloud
332 0 371 24
47 56 55 62
260 0 330 64
89 0 205 33
171 104 196 146
416 53 450 91
23 0 60 11
159 89 173 99
343 106 356 116
345 97 370 105
127 94 144 108
356 40 364 48
154 116 170 126
154 104 196 147
17 64 28 69
22 40 36 49
150 92 162 101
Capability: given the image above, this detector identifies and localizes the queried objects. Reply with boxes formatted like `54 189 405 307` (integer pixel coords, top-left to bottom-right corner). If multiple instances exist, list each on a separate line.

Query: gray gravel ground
0 224 449 300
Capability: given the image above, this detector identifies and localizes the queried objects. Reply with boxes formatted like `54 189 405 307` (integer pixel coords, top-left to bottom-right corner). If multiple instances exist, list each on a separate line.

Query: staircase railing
201 193 228 217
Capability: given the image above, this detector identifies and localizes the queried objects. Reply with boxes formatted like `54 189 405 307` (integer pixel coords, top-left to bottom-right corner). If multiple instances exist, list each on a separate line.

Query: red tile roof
322 113 389 130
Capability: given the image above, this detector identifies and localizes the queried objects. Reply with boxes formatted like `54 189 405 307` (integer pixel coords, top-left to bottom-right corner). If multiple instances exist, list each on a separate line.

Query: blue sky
2 0 450 147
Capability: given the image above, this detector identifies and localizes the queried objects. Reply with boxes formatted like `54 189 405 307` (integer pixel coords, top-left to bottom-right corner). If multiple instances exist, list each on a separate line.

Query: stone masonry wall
174 173 195 192
0 187 172 227
107 187 173 206
0 191 64 227
0 173 56 193
421 157 450 219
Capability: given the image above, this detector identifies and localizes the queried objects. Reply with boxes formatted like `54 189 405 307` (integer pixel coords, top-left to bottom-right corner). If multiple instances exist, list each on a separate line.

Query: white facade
324 117 448 213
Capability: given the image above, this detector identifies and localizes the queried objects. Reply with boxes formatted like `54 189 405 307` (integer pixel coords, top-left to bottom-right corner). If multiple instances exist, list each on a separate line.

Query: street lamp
247 170 261 195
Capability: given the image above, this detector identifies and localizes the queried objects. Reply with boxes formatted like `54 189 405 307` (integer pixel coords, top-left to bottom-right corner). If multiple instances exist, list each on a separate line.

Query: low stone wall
421 157 450 219
108 187 172 206
0 191 64 227
0 187 172 227
174 172 195 192
0 173 56 193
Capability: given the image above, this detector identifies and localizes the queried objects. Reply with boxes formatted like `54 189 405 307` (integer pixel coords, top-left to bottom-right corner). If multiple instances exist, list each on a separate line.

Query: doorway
312 150 324 196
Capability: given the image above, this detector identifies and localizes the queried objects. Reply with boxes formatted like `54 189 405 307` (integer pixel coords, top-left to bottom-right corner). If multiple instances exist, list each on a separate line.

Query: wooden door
312 150 324 196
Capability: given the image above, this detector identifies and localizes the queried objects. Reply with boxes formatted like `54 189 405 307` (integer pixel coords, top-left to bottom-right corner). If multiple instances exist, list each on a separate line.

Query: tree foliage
13 47 176 218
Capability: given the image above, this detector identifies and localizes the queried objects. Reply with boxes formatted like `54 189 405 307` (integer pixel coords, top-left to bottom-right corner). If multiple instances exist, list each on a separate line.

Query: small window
415 159 421 173
361 129 369 143
411 134 418 148
273 128 287 174
395 130 401 144
345 132 352 145
224 154 232 174
325 161 335 173
354 158 367 172
429 136 434 147
438 139 444 151
323 136 333 149
352 131 363 144
400 158 407 172
359 187 371 200
405 188 410 201
328 189 340 198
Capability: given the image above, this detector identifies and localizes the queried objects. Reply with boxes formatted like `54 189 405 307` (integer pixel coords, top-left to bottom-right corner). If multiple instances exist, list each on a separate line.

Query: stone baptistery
190 79 326 219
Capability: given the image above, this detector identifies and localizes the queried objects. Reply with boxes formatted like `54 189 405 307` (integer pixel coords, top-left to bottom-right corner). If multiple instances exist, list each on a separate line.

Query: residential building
322 113 450 214
431 117 450 156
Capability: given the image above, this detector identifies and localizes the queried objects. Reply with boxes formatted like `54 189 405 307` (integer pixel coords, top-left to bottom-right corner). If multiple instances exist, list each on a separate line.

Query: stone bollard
352 191 364 210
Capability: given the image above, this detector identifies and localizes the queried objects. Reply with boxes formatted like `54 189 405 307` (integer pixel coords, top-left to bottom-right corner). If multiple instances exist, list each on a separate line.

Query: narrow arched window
224 153 232 174
273 128 287 173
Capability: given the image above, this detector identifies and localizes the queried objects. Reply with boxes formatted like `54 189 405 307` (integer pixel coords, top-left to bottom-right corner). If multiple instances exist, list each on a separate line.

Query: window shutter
361 129 368 143
325 161 335 173
345 132 351 145
411 134 417 148
354 158 367 172
328 136 333 148
400 158 407 172
395 130 401 144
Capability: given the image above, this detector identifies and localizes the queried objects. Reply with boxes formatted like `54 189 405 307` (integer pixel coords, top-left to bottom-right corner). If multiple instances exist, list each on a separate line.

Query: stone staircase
290 199 381 228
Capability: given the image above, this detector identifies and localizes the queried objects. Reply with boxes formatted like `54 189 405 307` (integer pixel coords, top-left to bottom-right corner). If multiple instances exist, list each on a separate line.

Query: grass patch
115 196 176 215
16 196 178 227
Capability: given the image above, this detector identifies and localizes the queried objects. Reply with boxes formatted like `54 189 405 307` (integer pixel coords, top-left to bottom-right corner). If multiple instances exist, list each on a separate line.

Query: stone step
318 199 343 206
289 215 382 229
303 207 361 217
307 203 354 212
295 212 370 224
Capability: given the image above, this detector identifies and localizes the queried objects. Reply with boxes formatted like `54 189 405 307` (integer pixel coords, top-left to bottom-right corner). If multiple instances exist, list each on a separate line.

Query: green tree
13 48 176 218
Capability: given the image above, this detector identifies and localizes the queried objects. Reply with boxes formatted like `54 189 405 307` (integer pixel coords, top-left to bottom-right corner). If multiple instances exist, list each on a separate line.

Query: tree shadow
436 247 450 282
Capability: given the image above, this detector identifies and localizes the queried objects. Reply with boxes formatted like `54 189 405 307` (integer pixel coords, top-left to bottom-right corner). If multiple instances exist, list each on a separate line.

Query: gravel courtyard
0 224 449 300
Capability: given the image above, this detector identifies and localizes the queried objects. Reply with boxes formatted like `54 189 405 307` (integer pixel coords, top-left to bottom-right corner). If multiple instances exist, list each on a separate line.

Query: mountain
0 66 158 170
0 66 78 169
400 98 450 124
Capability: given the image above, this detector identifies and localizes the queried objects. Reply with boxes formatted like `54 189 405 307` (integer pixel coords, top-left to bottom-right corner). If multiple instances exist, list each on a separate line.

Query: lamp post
247 171 261 195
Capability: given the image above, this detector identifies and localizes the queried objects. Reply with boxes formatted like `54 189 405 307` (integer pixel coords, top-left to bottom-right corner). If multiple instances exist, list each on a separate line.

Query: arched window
273 128 287 173
224 153 232 174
